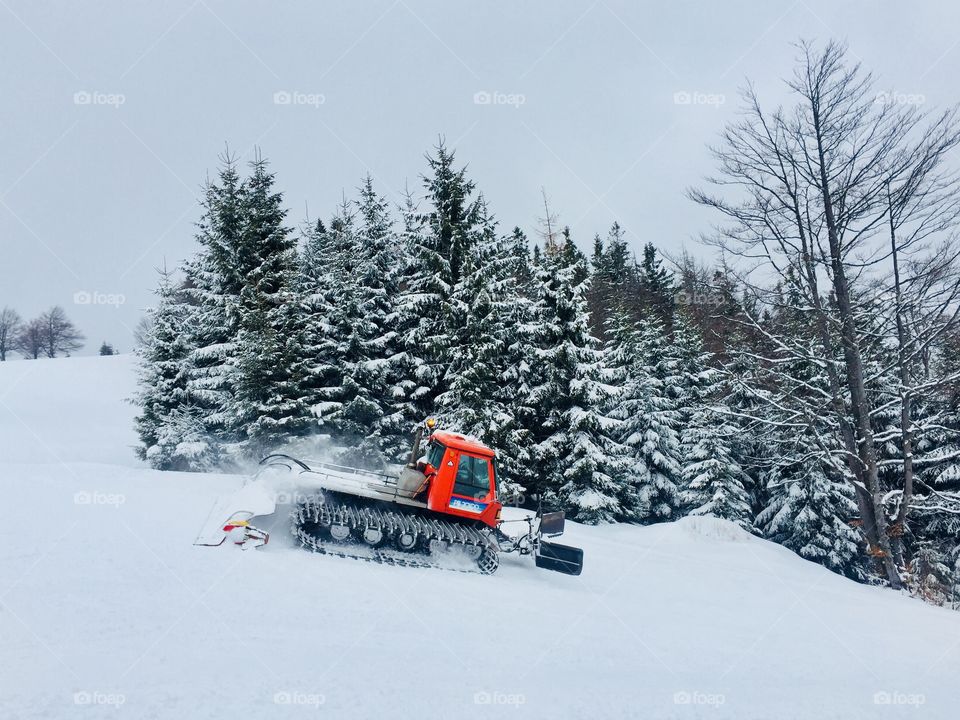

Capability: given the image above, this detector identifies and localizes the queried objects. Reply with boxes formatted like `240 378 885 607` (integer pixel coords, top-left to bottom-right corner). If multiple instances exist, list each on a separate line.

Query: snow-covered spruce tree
750 283 866 579
758 447 865 580
487 227 539 500
587 223 635 340
180 154 247 457
627 315 684 523
892 389 960 603
230 156 313 457
348 178 408 463
673 315 754 530
134 266 219 470
298 217 341 418
670 314 712 409
379 190 430 451
706 276 773 516
523 239 572 501
435 203 534 500
525 232 630 523
638 241 675 324
311 198 364 439
395 142 481 428
601 310 653 522
437 200 509 436
315 180 408 468
717 350 771 520
679 399 753 531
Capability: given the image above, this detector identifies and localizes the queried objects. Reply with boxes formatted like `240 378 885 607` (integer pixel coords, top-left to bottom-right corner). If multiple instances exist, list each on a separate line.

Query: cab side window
453 455 492 499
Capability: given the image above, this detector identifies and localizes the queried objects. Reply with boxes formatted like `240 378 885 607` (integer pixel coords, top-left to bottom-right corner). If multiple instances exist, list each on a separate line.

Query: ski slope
0 355 958 719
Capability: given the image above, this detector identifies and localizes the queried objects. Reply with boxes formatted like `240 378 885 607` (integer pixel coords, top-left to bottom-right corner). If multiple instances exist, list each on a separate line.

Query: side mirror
540 511 565 537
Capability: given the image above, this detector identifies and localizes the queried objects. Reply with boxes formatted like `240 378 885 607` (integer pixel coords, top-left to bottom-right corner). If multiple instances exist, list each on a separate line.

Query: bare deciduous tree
16 318 46 360
132 315 153 350
39 306 85 358
0 307 21 361
690 40 960 588
15 306 85 359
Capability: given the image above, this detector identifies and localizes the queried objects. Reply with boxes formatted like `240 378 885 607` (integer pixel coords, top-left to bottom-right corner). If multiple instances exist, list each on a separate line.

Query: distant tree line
0 306 85 360
134 41 960 607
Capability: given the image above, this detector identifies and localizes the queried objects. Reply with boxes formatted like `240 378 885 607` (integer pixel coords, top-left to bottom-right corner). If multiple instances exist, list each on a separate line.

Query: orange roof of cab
430 430 495 458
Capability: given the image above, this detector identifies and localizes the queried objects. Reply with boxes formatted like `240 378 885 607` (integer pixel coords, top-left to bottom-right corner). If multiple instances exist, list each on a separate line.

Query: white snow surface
1 355 958 719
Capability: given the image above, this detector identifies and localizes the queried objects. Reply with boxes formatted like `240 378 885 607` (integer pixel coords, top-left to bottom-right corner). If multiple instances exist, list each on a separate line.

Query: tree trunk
889 188 914 547
790 192 882 548
813 104 901 588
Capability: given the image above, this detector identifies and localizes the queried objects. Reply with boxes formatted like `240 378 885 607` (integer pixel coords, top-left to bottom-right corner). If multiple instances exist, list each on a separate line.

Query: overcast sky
2 0 958 354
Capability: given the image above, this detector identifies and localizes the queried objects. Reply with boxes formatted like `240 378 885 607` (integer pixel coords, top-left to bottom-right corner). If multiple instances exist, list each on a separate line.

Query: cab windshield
453 454 492 499
426 441 445 471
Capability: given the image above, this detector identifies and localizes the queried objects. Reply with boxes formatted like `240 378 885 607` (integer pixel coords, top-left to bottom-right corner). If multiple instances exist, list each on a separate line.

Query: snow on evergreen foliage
675 317 754 530
134 268 219 470
305 181 408 468
524 235 631 523
231 157 313 456
298 217 340 423
395 143 477 427
680 407 754 531
436 199 504 435
483 228 540 500
180 158 245 449
132 142 960 592
137 154 311 467
616 315 683 523
757 454 865 580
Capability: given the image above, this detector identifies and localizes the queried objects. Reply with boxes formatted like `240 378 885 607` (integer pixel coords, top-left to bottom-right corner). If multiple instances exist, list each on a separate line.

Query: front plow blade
193 482 278 547
535 541 584 576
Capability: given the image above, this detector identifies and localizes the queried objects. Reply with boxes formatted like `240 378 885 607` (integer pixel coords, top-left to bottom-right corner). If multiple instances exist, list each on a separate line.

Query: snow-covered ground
1 355 958 719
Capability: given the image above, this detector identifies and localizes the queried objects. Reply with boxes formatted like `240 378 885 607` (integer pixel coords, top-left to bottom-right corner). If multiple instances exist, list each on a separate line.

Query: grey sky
2 0 958 354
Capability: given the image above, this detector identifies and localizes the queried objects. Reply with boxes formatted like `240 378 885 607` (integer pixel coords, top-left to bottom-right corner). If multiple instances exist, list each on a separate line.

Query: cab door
454 453 494 501
446 451 494 516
